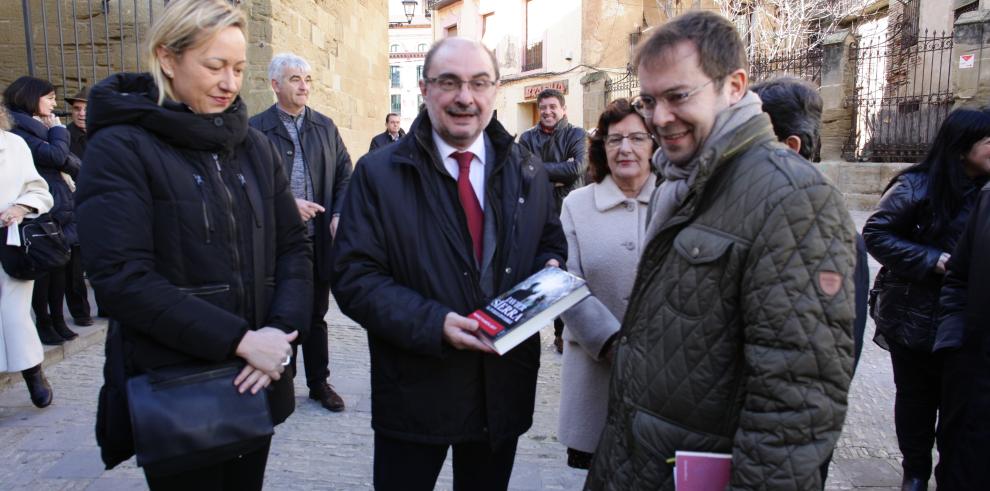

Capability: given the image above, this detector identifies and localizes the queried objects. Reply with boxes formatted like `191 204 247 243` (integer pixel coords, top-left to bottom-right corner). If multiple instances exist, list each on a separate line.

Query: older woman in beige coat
0 106 55 407
558 99 657 469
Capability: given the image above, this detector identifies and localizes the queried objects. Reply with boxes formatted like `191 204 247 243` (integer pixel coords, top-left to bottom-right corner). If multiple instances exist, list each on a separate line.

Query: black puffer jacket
863 170 982 351
331 112 566 444
8 109 80 244
76 73 313 465
518 118 587 210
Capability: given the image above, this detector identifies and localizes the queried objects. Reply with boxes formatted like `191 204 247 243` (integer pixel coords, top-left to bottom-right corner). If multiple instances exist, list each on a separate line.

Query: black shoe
36 320 65 346
901 477 926 491
51 319 79 341
21 365 53 408
309 382 345 412
73 316 94 327
554 333 564 354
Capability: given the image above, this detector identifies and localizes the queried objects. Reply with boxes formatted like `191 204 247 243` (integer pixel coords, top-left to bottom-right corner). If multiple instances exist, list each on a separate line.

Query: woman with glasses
557 98 657 469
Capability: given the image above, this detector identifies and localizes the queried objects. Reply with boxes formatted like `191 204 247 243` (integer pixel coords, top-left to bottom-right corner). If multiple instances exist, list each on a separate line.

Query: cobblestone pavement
0 212 913 490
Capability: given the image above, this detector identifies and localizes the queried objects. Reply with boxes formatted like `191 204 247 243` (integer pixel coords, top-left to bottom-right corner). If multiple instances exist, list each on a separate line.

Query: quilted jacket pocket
664 226 741 319
673 226 735 265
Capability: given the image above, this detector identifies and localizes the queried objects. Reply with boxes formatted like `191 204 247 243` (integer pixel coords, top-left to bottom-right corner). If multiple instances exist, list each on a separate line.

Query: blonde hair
145 0 247 105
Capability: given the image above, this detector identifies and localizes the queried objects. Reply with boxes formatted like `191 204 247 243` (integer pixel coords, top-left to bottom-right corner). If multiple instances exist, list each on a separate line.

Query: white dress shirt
432 131 486 210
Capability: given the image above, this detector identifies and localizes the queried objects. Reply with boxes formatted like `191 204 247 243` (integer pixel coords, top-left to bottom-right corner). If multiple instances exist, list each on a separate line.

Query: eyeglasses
630 79 714 118
425 77 497 93
604 132 653 148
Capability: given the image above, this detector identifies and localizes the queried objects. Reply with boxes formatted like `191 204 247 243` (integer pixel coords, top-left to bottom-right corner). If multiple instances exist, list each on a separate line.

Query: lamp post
402 0 417 24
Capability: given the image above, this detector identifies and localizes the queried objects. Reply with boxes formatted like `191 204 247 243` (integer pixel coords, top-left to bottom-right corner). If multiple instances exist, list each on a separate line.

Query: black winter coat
249 105 352 282
863 170 981 351
368 129 405 153
331 112 566 445
935 182 990 488
76 73 313 466
9 109 80 244
518 119 587 210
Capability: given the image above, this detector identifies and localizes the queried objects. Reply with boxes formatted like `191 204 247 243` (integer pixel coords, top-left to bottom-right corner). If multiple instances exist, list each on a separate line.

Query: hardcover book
469 266 590 355
673 451 732 491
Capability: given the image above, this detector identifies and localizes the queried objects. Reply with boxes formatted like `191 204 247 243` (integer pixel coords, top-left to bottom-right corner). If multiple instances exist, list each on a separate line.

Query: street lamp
402 0 417 24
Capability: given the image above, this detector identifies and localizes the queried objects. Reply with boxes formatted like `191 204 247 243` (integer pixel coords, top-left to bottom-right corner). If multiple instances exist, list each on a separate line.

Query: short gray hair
268 53 312 82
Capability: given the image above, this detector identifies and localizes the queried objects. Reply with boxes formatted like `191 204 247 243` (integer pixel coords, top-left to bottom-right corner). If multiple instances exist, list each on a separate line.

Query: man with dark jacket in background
751 75 870 487
64 86 95 324
586 12 856 490
250 52 352 413
518 88 587 352
368 112 405 152
331 38 565 490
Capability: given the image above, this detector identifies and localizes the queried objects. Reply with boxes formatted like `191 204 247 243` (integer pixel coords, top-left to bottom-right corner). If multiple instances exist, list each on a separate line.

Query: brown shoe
309 382 345 412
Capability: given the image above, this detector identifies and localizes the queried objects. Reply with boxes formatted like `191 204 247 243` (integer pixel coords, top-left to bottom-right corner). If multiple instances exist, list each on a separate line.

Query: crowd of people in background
2 0 990 490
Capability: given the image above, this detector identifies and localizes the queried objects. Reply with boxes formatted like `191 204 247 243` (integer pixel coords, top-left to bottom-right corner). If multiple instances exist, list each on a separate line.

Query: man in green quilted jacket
585 11 857 490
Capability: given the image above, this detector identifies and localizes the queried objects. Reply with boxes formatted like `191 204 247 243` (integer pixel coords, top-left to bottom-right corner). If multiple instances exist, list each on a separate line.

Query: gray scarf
644 90 764 242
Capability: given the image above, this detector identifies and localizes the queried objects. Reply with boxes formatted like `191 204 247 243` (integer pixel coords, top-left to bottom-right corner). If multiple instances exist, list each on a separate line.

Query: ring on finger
281 354 291 366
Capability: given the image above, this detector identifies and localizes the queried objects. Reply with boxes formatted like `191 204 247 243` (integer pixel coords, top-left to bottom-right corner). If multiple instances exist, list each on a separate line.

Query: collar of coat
255 103 331 134
401 111 517 176
534 117 572 136
87 72 248 155
594 174 656 212
7 109 51 141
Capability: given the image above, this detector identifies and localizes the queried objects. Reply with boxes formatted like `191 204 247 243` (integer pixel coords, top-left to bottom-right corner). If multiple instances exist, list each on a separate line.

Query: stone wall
818 160 911 211
1 0 387 156
252 0 388 156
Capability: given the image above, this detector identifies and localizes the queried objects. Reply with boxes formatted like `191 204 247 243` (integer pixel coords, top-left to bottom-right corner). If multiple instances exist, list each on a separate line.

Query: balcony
522 41 543 72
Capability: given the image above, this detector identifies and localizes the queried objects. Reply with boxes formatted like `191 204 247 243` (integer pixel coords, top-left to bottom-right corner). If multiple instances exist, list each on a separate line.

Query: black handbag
126 362 275 477
0 214 71 280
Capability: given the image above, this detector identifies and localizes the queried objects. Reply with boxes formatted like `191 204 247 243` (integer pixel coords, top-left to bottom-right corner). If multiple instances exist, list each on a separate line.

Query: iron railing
842 28 955 162
604 71 639 104
749 46 825 85
17 0 165 96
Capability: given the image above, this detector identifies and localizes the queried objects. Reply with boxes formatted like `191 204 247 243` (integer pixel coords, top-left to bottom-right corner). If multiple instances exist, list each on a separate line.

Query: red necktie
452 151 483 263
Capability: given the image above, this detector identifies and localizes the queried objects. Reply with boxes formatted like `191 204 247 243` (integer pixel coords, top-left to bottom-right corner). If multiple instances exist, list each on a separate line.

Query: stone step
0 319 107 392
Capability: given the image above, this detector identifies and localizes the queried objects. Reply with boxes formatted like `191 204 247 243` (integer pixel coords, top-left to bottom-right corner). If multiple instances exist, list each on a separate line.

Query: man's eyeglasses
604 132 653 148
630 79 714 118
425 77 497 93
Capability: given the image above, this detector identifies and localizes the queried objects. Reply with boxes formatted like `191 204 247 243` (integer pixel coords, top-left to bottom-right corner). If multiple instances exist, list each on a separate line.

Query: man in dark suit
368 112 405 152
250 53 352 412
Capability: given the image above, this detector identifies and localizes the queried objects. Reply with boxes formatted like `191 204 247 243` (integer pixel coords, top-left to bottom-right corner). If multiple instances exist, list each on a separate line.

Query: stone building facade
387 0 431 131
3 0 388 155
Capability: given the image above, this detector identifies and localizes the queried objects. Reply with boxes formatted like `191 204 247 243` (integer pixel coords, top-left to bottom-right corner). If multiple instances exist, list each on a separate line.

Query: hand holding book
442 312 497 353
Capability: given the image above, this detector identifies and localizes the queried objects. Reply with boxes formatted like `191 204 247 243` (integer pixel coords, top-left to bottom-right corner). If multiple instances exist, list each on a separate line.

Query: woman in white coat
0 106 55 407
558 98 657 468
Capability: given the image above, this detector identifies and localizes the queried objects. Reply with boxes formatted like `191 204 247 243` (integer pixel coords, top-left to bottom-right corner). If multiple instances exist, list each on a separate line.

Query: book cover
674 451 732 491
469 266 590 355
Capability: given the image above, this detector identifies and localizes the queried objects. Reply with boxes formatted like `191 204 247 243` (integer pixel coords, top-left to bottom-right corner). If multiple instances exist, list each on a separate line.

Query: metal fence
749 46 824 85
603 71 639 104
19 0 165 95
842 28 955 162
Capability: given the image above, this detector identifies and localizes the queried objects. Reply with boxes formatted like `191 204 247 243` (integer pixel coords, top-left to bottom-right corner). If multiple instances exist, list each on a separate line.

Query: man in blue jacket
250 53 352 412
331 38 566 491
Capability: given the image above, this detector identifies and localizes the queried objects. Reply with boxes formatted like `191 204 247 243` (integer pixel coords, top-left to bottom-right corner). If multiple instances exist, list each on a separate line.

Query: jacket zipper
192 174 213 244
237 173 261 228
213 153 245 317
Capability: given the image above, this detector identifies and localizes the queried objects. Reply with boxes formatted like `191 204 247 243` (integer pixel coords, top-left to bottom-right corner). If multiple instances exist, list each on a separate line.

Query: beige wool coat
0 130 53 372
558 174 655 453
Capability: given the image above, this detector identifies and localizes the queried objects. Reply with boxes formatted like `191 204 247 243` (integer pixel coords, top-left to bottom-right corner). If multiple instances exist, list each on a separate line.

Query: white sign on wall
960 54 976 69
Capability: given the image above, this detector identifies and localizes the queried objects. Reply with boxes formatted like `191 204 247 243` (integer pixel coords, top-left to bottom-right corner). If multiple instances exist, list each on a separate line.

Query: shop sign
524 80 569 100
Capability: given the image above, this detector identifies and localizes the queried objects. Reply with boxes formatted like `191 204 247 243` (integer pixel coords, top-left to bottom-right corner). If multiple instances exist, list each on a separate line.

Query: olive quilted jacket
585 114 857 490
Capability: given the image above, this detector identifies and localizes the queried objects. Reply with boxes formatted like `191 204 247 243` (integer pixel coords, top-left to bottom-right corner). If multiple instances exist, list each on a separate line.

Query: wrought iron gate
18 0 165 95
842 20 955 162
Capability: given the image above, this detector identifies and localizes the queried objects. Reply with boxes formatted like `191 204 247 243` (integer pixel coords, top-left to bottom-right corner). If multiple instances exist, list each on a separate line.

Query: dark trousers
935 346 990 489
144 439 271 491
373 433 518 491
63 245 91 320
889 343 941 480
294 274 331 388
31 267 66 322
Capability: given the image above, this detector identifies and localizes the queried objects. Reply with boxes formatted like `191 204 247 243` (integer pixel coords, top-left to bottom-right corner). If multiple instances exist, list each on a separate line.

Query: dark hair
423 38 500 82
751 76 822 161
587 98 657 183
385 113 399 123
633 10 746 87
3 76 56 115
893 107 990 236
537 89 565 107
